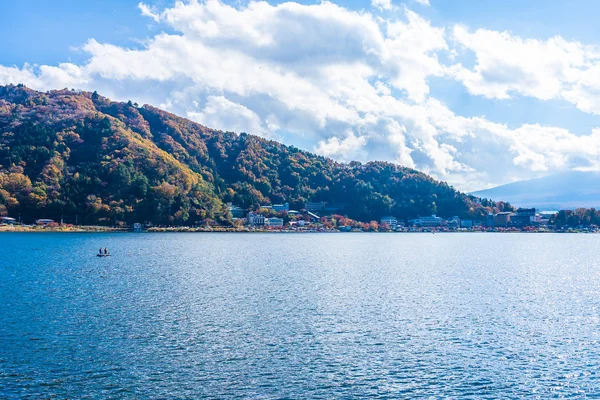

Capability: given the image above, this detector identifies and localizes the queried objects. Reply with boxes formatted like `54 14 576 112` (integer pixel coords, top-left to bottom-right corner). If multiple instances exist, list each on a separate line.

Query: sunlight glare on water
1 232 600 398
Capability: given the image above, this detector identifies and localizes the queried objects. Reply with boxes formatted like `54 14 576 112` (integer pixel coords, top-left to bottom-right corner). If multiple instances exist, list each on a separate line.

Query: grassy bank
0 225 126 233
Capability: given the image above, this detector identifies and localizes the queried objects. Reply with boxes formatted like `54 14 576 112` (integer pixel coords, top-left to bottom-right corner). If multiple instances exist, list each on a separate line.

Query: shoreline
0 225 595 234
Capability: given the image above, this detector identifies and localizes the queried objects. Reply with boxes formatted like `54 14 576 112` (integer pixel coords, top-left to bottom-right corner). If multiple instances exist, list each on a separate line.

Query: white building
264 217 284 227
411 215 443 227
380 216 398 228
247 213 265 226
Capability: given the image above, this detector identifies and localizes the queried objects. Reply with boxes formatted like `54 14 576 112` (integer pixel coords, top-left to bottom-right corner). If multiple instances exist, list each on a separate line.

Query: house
0 216 16 224
35 219 54 226
290 220 306 228
264 217 284 227
380 216 398 229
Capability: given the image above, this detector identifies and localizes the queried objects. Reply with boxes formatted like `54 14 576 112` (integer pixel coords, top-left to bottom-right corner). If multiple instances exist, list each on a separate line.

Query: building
247 212 265 226
290 220 306 228
486 213 495 227
227 203 245 218
133 223 143 232
264 217 284 227
410 215 443 227
538 211 557 228
510 208 538 228
272 203 289 213
0 216 16 224
493 212 512 228
460 219 473 228
447 216 461 228
421 215 443 227
35 219 54 226
380 216 398 229
304 202 346 213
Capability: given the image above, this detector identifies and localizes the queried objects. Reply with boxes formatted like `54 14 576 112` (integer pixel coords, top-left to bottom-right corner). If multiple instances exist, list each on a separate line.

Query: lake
1 232 600 398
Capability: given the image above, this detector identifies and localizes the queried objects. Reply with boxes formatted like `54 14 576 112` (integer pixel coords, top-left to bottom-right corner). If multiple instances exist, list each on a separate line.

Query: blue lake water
1 232 600 398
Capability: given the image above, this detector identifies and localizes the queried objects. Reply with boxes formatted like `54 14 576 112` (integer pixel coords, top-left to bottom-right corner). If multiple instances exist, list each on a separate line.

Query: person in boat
104 247 108 255
99 248 103 255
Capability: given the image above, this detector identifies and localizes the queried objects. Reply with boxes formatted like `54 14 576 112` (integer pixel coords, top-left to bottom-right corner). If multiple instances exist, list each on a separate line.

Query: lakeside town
1 201 598 233
224 202 583 233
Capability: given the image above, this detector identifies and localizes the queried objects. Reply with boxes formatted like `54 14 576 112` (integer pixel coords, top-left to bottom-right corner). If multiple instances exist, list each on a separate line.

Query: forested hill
0 85 508 225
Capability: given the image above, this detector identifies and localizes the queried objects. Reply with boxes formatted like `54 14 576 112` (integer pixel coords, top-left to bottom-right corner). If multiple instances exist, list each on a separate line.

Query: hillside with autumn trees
0 85 511 226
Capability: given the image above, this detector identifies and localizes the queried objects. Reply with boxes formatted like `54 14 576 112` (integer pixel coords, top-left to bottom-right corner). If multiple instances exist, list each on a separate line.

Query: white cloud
187 95 272 138
138 3 160 23
450 25 600 115
415 0 430 6
0 63 88 90
316 131 368 161
3 0 600 192
372 0 393 11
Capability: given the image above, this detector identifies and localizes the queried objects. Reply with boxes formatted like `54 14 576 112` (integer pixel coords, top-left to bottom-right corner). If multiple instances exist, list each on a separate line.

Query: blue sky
5 0 600 65
2 0 600 191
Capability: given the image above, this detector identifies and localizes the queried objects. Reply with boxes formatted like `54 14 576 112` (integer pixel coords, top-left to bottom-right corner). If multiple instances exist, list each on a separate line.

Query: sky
2 0 600 192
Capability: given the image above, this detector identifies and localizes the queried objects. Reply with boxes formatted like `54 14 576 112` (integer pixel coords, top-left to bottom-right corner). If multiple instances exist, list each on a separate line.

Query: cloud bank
1 0 600 191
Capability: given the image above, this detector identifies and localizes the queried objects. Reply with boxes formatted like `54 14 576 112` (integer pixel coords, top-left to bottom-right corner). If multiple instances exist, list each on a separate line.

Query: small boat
96 253 111 257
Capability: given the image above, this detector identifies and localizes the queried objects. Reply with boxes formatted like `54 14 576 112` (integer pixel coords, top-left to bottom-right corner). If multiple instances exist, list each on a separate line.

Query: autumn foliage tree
0 85 507 225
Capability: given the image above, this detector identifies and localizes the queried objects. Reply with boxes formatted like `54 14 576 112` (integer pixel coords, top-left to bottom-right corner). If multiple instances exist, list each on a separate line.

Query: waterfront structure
493 212 512 228
133 223 143 232
380 216 398 229
0 216 16 224
264 217 284 227
421 215 443 227
35 219 54 226
510 208 538 228
410 215 443 227
247 212 265 226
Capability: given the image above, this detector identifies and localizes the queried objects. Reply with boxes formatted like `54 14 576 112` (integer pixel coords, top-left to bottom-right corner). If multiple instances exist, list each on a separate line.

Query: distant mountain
0 85 506 225
472 171 600 210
